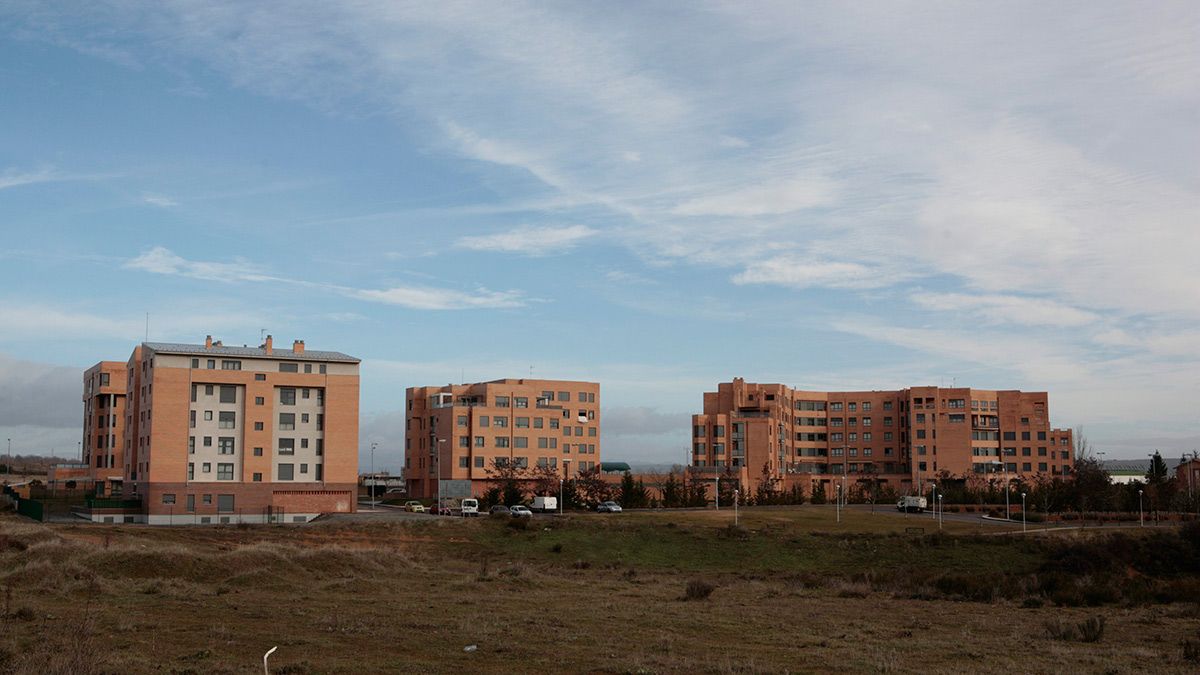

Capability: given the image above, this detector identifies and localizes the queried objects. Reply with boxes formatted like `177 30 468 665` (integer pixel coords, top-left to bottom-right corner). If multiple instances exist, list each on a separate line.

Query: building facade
88 335 360 524
405 379 600 500
691 378 1074 499
81 360 128 495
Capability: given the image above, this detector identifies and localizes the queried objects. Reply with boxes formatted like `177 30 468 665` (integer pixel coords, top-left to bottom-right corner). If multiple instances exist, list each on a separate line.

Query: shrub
717 524 749 540
1045 616 1105 642
682 579 715 601
1021 597 1044 609
505 517 531 531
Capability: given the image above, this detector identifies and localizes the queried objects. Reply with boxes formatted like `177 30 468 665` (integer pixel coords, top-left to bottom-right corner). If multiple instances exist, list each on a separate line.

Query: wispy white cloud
670 175 838 217
351 285 524 310
909 292 1100 328
124 246 279 283
732 257 898 290
141 193 178 207
455 224 597 256
0 167 57 190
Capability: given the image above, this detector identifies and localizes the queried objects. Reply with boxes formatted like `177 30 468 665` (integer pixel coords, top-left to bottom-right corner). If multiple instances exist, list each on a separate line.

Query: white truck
531 496 558 513
459 498 479 517
896 496 927 513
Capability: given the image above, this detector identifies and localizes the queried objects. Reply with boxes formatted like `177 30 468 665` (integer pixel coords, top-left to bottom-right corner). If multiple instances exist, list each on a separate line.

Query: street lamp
836 483 842 523
369 441 378 510
937 494 944 530
559 478 564 515
1138 489 1144 528
733 489 739 526
1021 492 1027 533
436 438 446 515
715 475 720 510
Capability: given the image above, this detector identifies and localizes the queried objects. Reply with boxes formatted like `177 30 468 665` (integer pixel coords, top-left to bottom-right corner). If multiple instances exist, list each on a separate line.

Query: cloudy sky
1 1 1197 470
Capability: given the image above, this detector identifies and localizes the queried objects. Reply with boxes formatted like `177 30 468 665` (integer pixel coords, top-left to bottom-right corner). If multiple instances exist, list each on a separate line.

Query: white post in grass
263 646 277 674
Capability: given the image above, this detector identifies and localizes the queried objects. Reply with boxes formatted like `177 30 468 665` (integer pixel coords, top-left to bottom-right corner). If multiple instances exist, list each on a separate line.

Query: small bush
682 579 715 601
1045 615 1105 642
717 524 749 540
505 517 531 531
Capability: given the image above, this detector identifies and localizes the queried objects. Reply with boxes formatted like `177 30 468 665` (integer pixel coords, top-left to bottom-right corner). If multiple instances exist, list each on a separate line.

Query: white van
531 496 558 513
460 498 480 517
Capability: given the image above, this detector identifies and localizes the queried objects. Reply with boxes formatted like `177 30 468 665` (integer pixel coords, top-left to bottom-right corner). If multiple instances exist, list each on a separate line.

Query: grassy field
1 506 1198 674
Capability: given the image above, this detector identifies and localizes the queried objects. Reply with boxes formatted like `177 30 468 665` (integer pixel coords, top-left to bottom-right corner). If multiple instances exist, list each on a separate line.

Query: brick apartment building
81 361 127 495
85 335 360 524
691 378 1073 499
405 379 600 500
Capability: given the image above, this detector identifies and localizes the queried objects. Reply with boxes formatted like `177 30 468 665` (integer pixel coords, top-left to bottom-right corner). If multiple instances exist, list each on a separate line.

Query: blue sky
1 2 1198 470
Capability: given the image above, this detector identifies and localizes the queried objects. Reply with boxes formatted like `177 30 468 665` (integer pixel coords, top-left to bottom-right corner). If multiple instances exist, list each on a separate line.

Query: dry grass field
1 506 1198 674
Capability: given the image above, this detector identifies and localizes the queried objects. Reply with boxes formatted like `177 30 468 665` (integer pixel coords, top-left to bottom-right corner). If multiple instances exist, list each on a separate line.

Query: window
279 363 299 373
515 397 528 408
207 359 215 369
252 472 262 482
457 415 467 426
459 436 469 448
848 402 857 412
474 456 484 468
494 416 508 428
1037 431 1047 441
319 364 327 374
218 437 234 455
514 437 528 448
516 417 530 428
474 436 484 447
495 437 510 448
557 391 569 401
254 447 263 457
316 440 323 455
1021 431 1031 441
915 414 925 424
203 410 213 422
202 462 212 473
203 494 212 504
280 388 296 405
538 437 549 449
279 438 295 455
217 494 234 512
459 456 469 468
221 360 241 371
191 358 199 368
862 417 872 427
302 388 310 399
278 464 294 480
301 413 309 424
301 438 309 449
279 413 295 430
218 411 236 429
949 414 965 423
204 384 214 396
831 402 843 411
549 419 559 429
495 396 510 408
254 422 264 431
479 416 490 427
188 437 195 454
217 463 233 480
162 494 176 504
203 436 212 447
300 463 308 475
1003 431 1016 441
533 418 543 429
187 463 194 480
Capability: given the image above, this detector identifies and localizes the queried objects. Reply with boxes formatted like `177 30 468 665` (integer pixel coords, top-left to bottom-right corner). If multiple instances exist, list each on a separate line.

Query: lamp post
558 479 563 515
1138 489 1144 528
734 489 739 526
1004 462 1011 520
1021 492 1027 533
715 475 720 510
937 494 943 530
369 441 378 510
836 483 841 523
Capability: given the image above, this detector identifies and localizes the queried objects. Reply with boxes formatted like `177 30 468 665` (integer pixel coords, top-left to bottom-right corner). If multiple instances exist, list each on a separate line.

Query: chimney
292 339 305 354
205 335 213 349
213 339 223 347
262 335 273 354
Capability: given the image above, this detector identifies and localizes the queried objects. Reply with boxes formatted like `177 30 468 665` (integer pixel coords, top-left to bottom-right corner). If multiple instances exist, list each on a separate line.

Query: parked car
596 501 623 513
489 504 511 515
460 498 480 517
404 500 426 513
509 505 533 518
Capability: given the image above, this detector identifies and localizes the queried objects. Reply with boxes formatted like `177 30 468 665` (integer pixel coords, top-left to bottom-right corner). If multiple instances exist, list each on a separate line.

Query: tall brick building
691 378 1073 499
405 379 600 500
86 335 360 524
81 360 128 495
